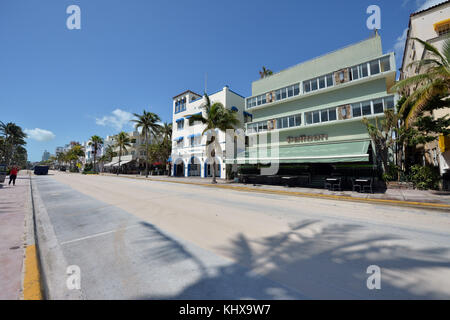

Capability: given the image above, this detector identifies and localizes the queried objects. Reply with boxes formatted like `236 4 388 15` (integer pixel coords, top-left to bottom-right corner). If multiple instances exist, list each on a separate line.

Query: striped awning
185 112 202 119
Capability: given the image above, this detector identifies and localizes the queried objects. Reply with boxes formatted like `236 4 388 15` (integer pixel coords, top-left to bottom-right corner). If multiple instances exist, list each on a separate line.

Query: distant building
55 147 64 155
42 150 51 162
400 0 450 188
103 131 154 173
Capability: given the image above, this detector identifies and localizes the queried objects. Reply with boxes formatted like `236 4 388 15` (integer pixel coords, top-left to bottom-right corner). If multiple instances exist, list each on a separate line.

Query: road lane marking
23 245 43 300
60 224 140 246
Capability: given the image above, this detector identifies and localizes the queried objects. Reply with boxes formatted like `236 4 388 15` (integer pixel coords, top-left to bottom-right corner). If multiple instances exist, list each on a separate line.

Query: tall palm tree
0 121 27 165
159 122 173 174
114 131 131 175
259 66 273 79
131 111 161 177
187 93 240 184
392 37 450 126
88 135 104 173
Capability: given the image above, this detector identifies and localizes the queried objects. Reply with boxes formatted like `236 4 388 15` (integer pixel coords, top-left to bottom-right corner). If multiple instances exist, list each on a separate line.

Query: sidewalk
0 173 41 300
100 173 450 209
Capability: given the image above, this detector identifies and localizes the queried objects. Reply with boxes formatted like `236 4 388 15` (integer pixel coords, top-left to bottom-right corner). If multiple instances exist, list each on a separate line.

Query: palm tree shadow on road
136 219 450 300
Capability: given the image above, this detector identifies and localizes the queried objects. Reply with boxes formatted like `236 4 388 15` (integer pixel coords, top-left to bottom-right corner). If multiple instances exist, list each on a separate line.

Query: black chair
362 178 373 193
332 177 342 191
352 178 362 192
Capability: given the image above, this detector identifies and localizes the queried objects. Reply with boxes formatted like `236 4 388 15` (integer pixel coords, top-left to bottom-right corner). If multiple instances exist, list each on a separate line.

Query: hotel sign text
287 134 329 144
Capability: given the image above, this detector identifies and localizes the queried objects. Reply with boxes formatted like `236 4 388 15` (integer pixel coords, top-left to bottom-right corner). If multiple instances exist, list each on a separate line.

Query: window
313 111 320 123
373 99 384 114
321 109 329 122
190 136 195 146
326 74 333 87
294 84 300 95
282 117 288 128
276 118 282 129
328 108 337 121
362 101 372 116
177 120 184 130
257 96 262 106
369 60 380 75
304 82 311 93
380 57 391 72
319 76 326 89
281 88 287 99
288 86 294 97
295 114 302 126
306 112 313 125
360 63 369 77
351 66 359 81
352 103 362 117
288 116 295 127
384 96 395 109
275 89 281 100
311 79 318 91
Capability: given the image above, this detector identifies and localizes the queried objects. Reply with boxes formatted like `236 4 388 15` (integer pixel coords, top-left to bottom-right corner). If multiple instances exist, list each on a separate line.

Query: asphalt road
33 172 450 299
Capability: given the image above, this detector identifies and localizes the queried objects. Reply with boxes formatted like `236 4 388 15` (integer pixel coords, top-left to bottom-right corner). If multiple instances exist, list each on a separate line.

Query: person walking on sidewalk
8 165 18 186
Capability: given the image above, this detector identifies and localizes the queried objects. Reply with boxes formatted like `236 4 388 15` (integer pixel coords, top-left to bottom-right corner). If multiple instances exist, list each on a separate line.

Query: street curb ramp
30 177 84 300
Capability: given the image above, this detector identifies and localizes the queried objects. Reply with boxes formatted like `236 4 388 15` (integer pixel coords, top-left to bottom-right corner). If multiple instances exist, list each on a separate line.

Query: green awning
227 140 371 164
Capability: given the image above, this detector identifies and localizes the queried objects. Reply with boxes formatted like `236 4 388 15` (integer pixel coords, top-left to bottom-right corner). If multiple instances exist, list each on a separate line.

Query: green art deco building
234 34 397 185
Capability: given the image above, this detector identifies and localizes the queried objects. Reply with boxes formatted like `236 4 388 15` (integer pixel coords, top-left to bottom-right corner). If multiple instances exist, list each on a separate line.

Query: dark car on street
34 165 49 175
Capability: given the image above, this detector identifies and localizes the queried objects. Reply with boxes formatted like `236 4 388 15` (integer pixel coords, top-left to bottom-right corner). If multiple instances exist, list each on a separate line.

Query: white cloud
25 128 56 142
95 108 134 130
417 0 447 11
394 28 409 58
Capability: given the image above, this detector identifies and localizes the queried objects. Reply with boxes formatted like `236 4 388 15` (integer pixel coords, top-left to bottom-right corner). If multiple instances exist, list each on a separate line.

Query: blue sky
0 0 446 161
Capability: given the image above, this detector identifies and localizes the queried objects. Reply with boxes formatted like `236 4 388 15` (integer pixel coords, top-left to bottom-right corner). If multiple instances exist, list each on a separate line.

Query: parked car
0 164 6 183
34 165 49 175
60 166 66 172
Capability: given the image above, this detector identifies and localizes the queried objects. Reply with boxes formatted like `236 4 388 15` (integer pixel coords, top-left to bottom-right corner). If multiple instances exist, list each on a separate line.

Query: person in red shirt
9 165 19 186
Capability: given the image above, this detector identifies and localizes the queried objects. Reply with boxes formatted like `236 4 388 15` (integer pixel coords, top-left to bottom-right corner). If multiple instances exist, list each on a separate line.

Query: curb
29 176 84 300
21 173 43 300
100 173 450 211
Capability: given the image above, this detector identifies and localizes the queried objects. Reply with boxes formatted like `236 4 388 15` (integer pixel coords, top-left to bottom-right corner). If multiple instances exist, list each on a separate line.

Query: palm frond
411 37 447 65
391 73 433 92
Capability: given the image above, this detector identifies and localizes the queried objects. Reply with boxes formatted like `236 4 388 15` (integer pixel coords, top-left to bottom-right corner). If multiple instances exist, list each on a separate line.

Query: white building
170 86 245 179
82 140 103 164
400 0 450 188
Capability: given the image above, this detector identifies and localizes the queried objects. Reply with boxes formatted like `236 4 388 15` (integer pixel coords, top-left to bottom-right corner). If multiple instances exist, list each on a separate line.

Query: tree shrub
408 165 440 190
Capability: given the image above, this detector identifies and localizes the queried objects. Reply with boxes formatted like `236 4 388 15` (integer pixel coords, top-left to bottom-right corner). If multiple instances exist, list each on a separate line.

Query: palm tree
187 93 240 184
66 145 84 171
259 66 273 79
156 122 173 175
114 131 131 175
131 111 161 177
0 121 27 165
392 37 450 126
88 135 104 173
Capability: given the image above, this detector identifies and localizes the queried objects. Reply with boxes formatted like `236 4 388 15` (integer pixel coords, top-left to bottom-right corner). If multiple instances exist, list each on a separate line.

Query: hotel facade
233 34 397 186
400 0 450 188
170 86 245 178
